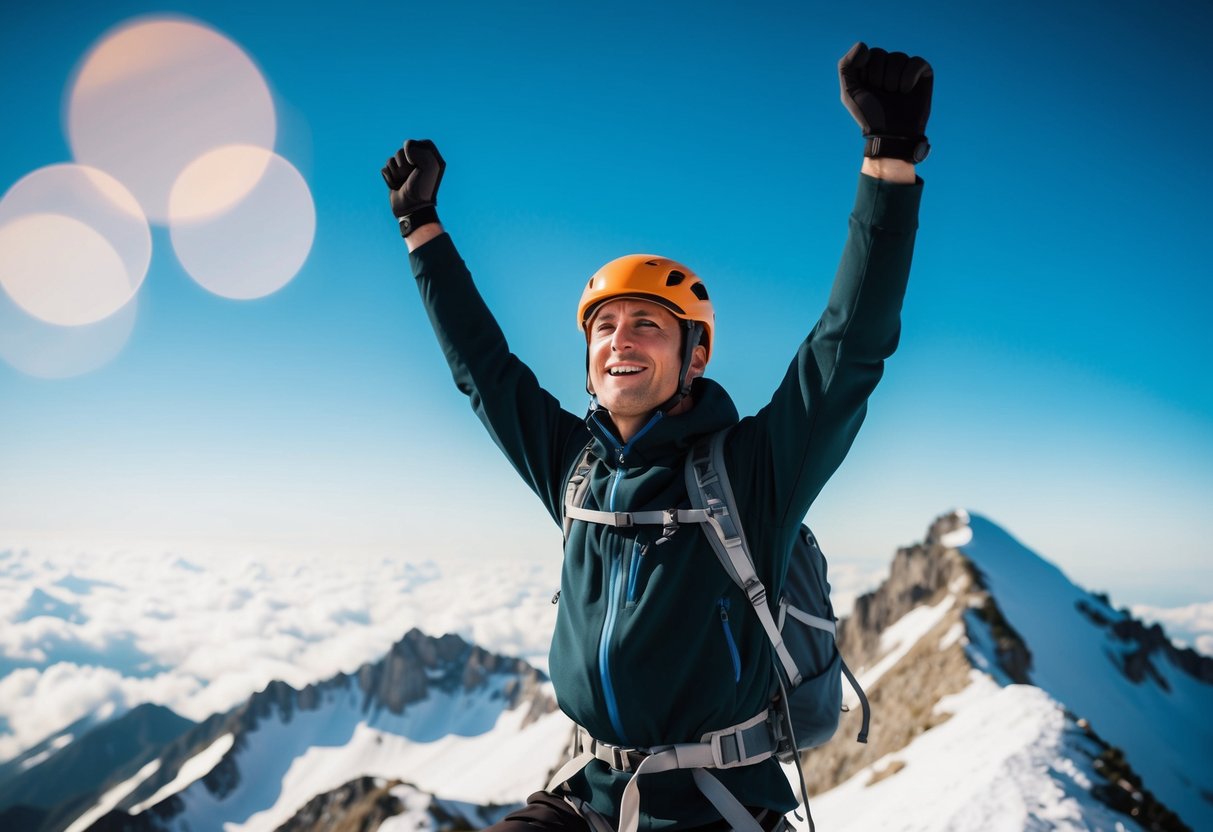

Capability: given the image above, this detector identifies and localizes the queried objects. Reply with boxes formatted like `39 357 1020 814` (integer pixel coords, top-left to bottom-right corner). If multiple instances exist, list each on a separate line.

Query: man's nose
610 326 634 351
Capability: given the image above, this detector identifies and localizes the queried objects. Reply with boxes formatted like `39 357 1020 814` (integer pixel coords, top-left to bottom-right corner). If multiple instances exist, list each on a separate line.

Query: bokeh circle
0 164 151 326
169 145 315 300
0 280 138 378
67 17 276 224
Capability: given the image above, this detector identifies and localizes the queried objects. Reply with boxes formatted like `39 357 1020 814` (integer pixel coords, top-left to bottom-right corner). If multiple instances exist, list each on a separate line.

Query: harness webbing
547 719 780 832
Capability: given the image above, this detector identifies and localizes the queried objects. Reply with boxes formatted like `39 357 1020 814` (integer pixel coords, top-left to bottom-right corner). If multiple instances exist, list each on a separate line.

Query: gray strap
546 749 594 793
784 604 837 635
568 716 780 832
692 770 764 832
562 445 596 542
561 792 617 832
840 658 871 744
563 504 712 529
687 431 802 686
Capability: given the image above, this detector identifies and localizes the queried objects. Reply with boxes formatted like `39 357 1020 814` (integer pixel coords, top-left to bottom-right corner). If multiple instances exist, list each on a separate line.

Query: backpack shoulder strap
562 443 596 543
685 430 800 685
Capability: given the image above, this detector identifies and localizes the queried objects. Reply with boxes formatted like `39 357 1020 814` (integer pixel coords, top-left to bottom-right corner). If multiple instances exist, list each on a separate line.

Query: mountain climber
382 42 931 832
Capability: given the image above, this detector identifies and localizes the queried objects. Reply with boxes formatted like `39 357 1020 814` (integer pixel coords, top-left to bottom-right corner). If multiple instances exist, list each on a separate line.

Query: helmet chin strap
656 321 702 414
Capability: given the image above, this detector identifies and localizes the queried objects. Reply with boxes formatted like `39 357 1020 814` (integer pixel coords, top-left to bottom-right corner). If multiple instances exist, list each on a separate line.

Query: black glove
381 139 446 237
838 42 933 163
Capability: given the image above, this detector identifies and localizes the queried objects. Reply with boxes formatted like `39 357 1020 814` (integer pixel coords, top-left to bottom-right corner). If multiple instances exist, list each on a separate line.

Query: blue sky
1 0 1210 608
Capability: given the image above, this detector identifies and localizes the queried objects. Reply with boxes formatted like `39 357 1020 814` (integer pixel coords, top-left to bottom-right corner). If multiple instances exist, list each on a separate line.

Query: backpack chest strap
563 504 713 529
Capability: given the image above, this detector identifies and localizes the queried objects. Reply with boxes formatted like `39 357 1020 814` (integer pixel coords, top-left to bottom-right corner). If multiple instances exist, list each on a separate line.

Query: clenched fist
381 139 446 237
838 43 933 163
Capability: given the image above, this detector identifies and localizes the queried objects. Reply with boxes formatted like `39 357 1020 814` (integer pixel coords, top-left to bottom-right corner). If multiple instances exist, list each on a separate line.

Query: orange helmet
577 254 715 361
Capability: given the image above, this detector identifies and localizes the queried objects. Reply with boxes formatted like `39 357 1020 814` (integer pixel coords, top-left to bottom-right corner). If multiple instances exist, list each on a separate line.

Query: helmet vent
665 270 686 286
690 282 709 301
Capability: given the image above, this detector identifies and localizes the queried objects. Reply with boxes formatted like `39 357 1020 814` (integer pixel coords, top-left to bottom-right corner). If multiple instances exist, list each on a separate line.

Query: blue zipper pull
626 543 648 604
718 597 741 683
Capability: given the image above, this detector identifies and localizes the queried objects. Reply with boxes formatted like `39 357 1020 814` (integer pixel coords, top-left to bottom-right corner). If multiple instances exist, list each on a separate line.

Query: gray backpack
554 428 870 832
685 430 870 756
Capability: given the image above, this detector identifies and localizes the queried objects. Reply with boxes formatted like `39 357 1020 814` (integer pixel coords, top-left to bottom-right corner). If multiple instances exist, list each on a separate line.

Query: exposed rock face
804 511 982 793
273 776 408 832
1076 600 1213 689
356 628 556 726
272 776 512 832
94 628 555 830
801 510 1197 830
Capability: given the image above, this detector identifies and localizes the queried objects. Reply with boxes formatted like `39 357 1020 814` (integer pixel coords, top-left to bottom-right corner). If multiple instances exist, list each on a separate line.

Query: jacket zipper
591 414 662 745
599 545 627 740
598 459 629 741
718 597 741 683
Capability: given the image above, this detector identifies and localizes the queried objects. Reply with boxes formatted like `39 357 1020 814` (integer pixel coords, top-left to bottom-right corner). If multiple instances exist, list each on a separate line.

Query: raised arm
382 141 586 523
733 42 932 530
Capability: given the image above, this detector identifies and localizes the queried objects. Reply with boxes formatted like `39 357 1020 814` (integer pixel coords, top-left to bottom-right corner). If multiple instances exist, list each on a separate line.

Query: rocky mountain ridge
25 628 557 832
804 510 1206 831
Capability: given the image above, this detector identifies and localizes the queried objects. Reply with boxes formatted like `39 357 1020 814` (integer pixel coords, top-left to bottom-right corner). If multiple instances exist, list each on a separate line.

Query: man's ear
686 344 708 382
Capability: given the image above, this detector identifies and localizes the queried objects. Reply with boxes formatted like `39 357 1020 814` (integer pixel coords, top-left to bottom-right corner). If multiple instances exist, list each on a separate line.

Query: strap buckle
743 578 766 607
707 729 745 769
604 743 646 772
612 512 633 528
584 731 648 773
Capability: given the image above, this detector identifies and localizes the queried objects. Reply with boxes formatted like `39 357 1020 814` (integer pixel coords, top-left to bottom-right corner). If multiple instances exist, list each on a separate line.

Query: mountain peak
809 509 1212 831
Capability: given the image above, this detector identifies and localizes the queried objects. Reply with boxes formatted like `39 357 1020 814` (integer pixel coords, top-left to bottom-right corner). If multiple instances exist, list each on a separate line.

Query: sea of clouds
3 538 1201 768
0 540 574 764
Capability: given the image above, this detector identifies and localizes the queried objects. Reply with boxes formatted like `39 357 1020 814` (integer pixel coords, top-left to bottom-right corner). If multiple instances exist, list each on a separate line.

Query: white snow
64 758 161 832
958 512 1213 831
129 733 234 814
144 678 572 832
377 783 438 831
17 731 72 771
809 673 1143 832
852 595 954 697
938 621 965 651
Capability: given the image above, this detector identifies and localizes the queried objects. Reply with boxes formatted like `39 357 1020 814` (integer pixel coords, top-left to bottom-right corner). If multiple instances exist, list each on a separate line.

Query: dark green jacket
408 174 922 827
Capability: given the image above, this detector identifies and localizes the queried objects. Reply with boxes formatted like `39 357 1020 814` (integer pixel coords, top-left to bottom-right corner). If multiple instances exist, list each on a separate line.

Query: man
383 42 931 832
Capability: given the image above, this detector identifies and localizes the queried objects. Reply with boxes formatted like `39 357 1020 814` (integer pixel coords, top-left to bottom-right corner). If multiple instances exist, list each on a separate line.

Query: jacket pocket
718 597 741 683
625 541 648 607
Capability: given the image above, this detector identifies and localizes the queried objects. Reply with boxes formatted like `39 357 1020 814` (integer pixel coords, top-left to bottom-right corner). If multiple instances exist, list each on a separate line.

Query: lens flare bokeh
0 164 150 326
0 273 138 378
170 145 315 300
67 17 276 224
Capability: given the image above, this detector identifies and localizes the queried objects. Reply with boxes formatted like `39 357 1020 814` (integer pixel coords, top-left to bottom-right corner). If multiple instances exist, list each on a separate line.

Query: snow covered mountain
8 511 1210 832
51 628 573 832
802 510 1212 832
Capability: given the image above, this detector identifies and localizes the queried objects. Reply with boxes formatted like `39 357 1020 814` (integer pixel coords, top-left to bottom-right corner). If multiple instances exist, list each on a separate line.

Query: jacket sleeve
735 173 923 531
408 233 587 524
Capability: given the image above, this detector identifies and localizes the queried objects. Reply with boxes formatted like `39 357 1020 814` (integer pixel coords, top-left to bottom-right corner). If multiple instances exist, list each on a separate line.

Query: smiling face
586 298 707 440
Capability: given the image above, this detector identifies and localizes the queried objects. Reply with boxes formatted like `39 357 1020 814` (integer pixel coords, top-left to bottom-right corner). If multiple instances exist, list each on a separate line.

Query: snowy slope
136 678 571 832
811 673 1145 832
959 511 1213 830
65 629 574 832
802 510 1207 832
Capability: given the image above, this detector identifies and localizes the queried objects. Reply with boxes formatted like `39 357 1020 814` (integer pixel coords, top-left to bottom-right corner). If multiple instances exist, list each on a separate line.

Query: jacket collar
585 378 739 468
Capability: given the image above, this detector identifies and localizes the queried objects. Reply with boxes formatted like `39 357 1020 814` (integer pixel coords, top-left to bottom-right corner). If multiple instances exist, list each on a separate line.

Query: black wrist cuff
399 205 440 238
864 135 930 164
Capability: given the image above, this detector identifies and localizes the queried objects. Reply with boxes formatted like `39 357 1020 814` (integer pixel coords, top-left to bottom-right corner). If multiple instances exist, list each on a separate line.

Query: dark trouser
484 791 789 832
